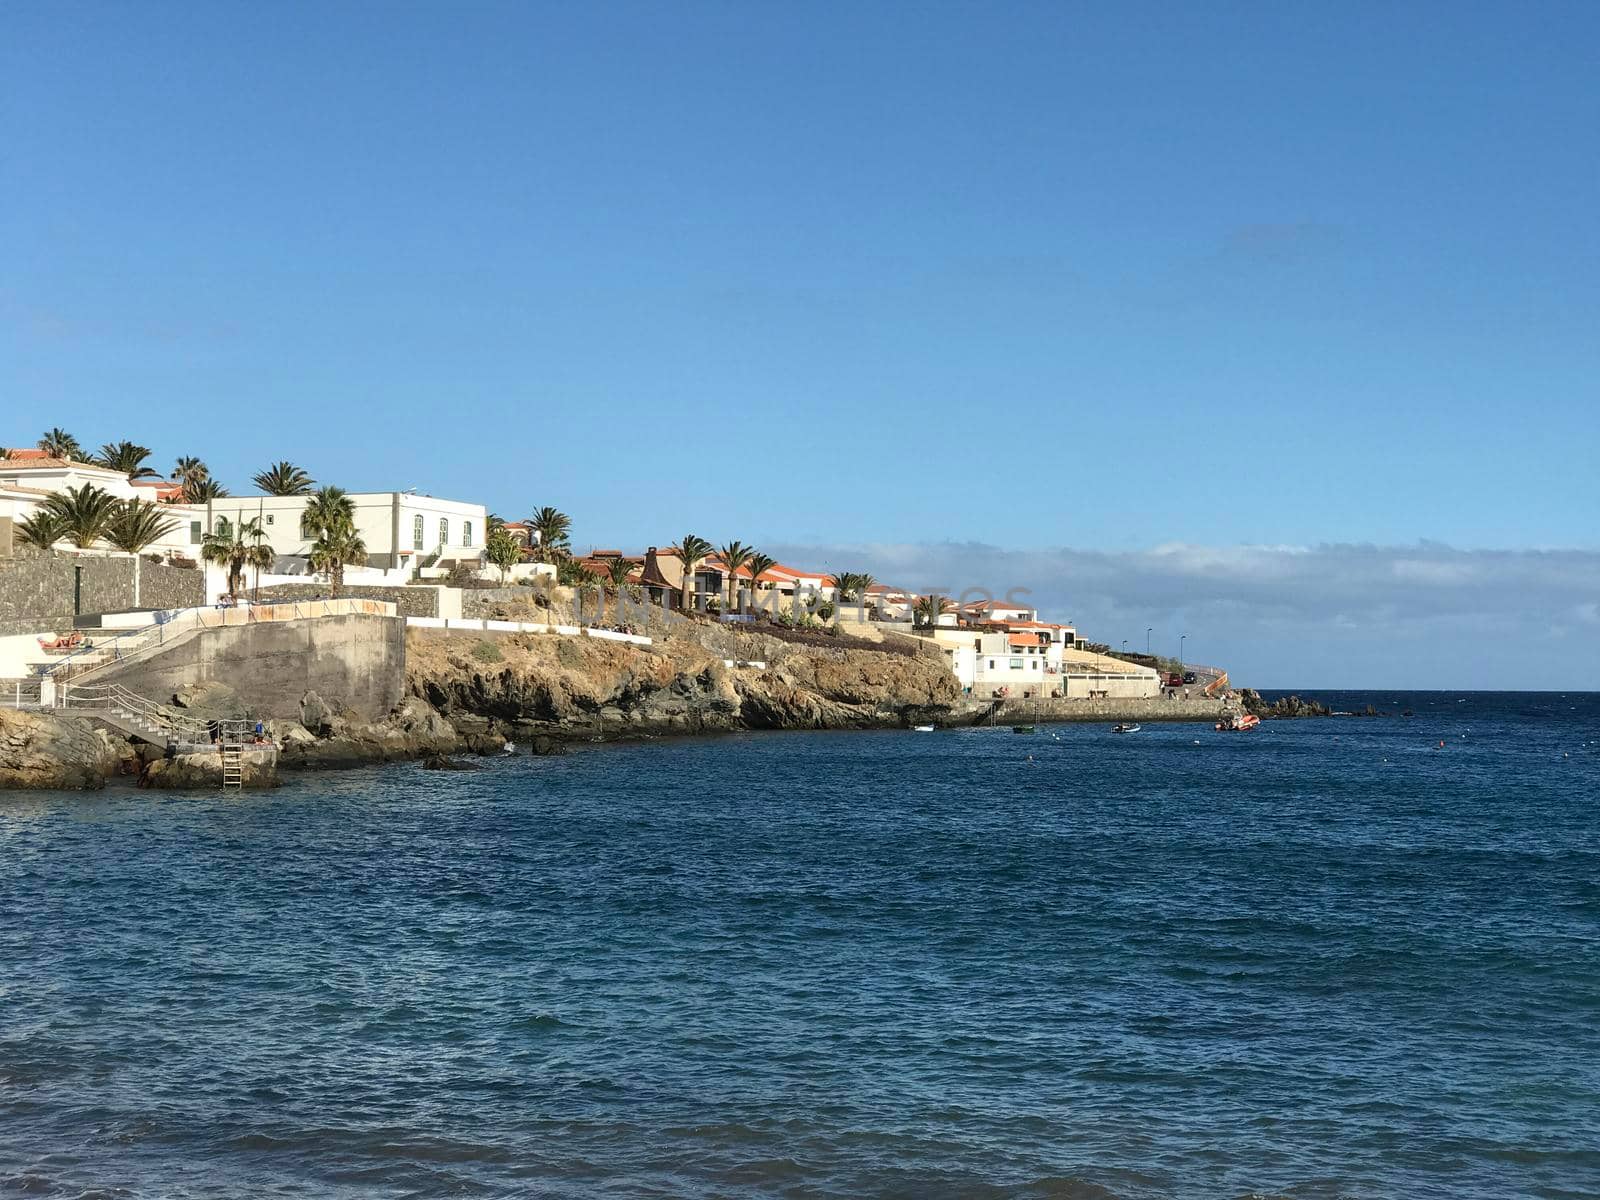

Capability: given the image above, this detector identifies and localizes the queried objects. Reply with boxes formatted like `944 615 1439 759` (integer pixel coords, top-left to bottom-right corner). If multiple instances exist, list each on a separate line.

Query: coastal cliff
405 621 962 740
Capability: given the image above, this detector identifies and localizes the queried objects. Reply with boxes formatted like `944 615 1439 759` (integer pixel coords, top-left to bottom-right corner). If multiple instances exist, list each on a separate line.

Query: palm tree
105 500 181 606
677 534 713 612
38 483 120 549
242 519 276 600
38 428 83 459
484 526 521 584
173 456 209 491
605 556 634 588
718 540 753 610
914 592 950 629
308 516 367 596
15 510 66 553
744 552 777 593
201 518 264 599
832 572 877 603
301 486 355 540
528 506 572 563
95 441 158 479
252 460 314 495
105 500 179 554
185 476 230 502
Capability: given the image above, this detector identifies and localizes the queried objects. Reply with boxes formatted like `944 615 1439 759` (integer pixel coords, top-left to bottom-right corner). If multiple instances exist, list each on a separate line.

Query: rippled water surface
3 691 1598 1199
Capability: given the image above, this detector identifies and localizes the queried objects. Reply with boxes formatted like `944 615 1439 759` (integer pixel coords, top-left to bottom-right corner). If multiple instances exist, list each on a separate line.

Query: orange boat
1216 712 1261 732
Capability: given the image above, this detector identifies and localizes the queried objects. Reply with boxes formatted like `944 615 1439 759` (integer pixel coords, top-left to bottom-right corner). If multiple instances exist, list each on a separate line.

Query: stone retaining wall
0 555 204 635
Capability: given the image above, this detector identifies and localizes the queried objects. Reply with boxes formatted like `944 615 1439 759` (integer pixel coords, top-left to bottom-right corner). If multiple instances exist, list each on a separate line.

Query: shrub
471 639 503 664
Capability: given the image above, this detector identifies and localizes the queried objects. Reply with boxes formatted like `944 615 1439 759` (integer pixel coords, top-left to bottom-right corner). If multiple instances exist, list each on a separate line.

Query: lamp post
1180 634 1186 670
1146 627 1153 656
1121 639 1127 654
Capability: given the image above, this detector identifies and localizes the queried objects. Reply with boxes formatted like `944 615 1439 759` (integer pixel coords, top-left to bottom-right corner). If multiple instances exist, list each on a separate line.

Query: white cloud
762 540 1600 690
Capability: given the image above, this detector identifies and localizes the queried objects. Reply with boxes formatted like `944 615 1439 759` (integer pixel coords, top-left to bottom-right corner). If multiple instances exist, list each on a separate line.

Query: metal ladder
220 721 246 791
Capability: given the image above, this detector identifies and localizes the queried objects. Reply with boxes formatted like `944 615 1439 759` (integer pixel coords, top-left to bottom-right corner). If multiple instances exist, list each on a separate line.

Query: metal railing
55 682 215 746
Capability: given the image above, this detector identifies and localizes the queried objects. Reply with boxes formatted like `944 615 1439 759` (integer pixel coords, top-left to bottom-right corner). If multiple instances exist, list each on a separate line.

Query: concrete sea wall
99 613 406 721
981 695 1227 725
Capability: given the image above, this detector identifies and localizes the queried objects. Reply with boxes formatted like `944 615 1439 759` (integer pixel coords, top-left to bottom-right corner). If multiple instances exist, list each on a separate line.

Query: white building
0 454 204 560
200 492 487 573
929 626 1158 699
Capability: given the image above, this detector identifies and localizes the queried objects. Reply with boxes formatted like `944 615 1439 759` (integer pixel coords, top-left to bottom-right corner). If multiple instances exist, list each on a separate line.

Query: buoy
1438 740 1445 748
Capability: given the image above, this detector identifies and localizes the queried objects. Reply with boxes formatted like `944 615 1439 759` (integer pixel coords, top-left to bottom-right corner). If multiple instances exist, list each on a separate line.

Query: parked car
1182 671 1197 684
1165 672 1184 688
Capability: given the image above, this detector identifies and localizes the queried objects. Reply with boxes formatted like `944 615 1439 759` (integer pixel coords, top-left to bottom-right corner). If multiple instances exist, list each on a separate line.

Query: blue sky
4 3 1597 685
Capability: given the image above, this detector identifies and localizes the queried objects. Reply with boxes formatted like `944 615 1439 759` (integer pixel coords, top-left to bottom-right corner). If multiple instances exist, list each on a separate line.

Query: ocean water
2 691 1597 1200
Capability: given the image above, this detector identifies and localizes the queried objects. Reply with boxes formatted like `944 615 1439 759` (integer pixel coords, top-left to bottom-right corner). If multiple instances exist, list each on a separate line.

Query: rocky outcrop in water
270 694 466 769
1239 689 1332 719
0 707 127 790
142 747 279 789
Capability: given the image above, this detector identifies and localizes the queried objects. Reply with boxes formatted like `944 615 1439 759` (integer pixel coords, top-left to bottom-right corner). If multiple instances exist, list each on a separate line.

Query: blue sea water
2 691 1598 1199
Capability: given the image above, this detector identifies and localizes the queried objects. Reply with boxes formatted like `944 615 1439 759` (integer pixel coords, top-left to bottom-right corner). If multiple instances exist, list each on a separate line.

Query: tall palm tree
15 510 65 552
38 483 120 548
252 460 315 495
677 534 713 612
38 428 83 459
718 540 753 610
173 456 209 491
301 486 355 540
105 500 179 554
744 552 777 594
184 476 230 502
242 518 276 600
309 516 367 596
95 441 158 479
528 506 572 563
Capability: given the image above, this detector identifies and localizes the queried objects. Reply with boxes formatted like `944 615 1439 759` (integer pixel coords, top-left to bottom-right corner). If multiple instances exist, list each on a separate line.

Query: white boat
912 724 936 732
1112 723 1141 734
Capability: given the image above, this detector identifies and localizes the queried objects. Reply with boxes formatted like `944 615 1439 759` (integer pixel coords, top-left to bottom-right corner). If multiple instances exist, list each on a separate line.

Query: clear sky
4 3 1597 686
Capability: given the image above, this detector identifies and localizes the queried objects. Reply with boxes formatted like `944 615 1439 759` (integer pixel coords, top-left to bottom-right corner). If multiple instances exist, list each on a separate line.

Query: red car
1165 673 1184 688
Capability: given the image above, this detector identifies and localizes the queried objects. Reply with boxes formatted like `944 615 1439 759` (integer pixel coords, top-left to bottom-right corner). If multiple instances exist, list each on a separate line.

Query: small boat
1112 723 1140 734
1215 712 1261 732
912 724 935 733
1011 725 1035 734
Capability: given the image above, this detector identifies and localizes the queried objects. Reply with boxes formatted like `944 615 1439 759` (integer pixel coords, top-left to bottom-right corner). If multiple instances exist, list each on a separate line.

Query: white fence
405 617 652 646
7 598 398 684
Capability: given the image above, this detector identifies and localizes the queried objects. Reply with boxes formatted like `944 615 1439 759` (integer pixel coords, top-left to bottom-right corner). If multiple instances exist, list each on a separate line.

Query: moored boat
1112 723 1140 733
1215 712 1261 732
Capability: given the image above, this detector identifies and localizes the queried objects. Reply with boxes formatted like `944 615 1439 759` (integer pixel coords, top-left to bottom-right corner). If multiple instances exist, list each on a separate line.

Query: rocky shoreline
1 620 966 790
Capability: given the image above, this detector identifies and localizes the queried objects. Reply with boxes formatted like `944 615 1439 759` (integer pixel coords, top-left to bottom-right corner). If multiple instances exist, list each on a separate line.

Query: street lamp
1146 627 1153 656
1121 639 1128 654
1180 634 1187 669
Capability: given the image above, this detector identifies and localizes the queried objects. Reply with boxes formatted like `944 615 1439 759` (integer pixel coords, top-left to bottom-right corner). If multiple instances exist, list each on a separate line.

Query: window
413 514 424 550
264 514 274 525
214 516 231 539
189 521 202 545
439 517 448 547
1010 657 1023 669
462 521 473 548
987 660 995 670
300 512 314 539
